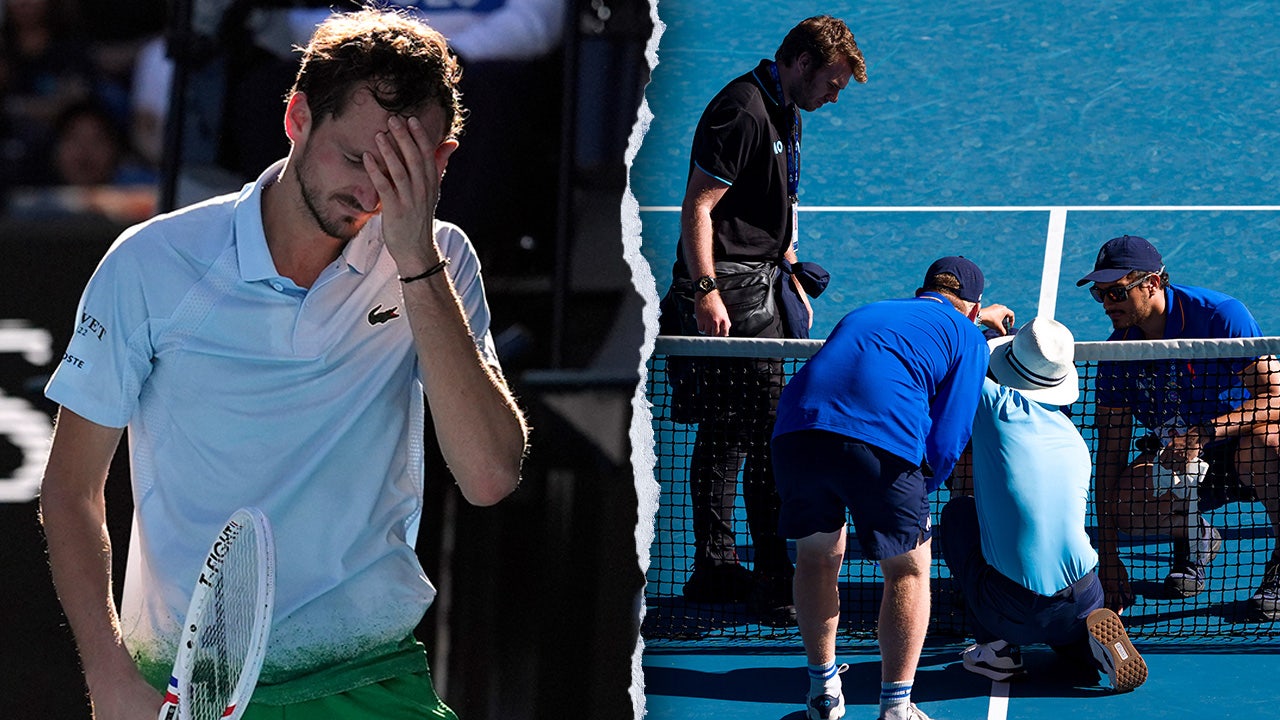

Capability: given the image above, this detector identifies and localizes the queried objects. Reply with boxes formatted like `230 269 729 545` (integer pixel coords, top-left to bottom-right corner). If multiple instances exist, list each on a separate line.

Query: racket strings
186 520 263 720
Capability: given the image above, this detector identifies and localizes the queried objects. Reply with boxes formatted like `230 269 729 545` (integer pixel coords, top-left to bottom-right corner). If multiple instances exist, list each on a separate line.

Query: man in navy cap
771 256 997 720
1079 234 1280 622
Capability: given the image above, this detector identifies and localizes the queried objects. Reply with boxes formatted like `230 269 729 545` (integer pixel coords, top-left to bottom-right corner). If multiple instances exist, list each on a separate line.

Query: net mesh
644 335 1280 648
186 515 264 720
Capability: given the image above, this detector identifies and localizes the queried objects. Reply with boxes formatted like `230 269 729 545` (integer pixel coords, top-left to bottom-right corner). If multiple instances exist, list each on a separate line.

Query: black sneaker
751 571 796 626
1164 538 1206 598
682 563 757 603
1249 560 1280 622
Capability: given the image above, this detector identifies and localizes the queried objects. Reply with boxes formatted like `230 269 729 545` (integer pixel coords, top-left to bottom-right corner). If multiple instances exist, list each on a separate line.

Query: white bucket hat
987 317 1079 406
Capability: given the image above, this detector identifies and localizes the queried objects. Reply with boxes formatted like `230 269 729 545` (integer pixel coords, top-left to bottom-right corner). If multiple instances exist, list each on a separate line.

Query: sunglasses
1089 268 1162 303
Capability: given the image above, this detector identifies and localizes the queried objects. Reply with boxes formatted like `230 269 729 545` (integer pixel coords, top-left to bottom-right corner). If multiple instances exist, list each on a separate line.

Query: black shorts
1199 438 1257 512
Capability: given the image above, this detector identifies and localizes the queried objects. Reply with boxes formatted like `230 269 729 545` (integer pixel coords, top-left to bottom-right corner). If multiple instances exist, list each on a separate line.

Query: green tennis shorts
241 669 456 720
239 638 456 720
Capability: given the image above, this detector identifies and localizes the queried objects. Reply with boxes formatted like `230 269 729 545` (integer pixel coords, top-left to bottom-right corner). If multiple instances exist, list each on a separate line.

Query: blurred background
0 1 654 718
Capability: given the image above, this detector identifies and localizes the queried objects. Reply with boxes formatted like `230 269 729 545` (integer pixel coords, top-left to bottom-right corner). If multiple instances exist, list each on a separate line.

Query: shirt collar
1163 284 1186 338
751 59 784 108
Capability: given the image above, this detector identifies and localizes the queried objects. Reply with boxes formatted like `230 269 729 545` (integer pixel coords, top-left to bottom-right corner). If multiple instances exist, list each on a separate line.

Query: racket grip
159 676 180 720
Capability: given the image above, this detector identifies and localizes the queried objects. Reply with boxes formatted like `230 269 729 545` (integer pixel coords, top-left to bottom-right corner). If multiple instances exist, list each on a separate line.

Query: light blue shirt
45 160 498 686
970 378 1098 596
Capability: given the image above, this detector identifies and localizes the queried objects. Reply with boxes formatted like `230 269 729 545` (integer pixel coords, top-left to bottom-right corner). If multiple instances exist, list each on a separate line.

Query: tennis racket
158 506 275 720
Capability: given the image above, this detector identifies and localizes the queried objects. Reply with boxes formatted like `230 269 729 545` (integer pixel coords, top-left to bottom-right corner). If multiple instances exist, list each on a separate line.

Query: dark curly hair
288 7 465 139
775 15 868 84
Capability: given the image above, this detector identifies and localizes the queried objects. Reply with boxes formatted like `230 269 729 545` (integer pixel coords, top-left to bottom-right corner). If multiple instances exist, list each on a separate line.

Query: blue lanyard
767 62 801 203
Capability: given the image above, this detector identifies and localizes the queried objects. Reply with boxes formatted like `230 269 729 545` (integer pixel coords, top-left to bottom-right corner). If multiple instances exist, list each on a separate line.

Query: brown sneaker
1086 607 1148 692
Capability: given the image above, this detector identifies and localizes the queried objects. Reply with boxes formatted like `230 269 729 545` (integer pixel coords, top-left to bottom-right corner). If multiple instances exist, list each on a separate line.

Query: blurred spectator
1 0 95 179
3 98 156 222
43 98 153 186
128 33 172 169
1 0 93 113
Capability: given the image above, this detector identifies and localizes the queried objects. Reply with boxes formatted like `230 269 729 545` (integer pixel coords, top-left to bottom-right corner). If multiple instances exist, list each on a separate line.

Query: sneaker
682 563 756 603
878 703 933 720
1249 560 1280 622
806 691 844 720
960 640 1026 681
1163 536 1208 598
1087 608 1148 692
751 572 796 626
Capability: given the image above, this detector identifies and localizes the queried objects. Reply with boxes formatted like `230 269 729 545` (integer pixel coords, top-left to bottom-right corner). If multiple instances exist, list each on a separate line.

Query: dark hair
918 273 973 312
922 272 962 297
1123 268 1170 287
775 15 867 83
288 7 465 139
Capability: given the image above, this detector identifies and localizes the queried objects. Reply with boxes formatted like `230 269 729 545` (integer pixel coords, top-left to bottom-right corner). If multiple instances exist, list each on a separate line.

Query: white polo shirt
45 160 498 689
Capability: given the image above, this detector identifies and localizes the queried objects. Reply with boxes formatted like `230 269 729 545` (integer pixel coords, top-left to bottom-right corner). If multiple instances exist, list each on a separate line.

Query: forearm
402 275 527 506
1199 395 1280 440
679 206 717 281
40 479 138 694
1094 412 1133 559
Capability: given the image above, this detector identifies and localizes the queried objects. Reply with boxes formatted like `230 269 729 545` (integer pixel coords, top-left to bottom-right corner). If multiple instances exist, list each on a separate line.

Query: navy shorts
773 429 931 560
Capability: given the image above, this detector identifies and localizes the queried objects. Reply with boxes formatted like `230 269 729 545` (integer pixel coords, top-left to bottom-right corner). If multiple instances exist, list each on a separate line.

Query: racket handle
159 676 180 720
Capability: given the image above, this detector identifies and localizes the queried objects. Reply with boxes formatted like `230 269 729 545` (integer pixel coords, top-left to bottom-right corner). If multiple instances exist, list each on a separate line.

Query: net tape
644 335 1280 647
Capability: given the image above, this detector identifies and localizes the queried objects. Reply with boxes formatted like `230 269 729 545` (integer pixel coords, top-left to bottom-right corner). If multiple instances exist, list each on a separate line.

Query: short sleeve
44 236 155 428
690 94 762 187
435 221 499 369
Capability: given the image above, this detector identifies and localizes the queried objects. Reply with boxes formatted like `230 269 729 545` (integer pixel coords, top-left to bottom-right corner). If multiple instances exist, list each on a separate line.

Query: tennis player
941 318 1147 693
39 8 528 720
1080 234 1280 621
772 257 992 720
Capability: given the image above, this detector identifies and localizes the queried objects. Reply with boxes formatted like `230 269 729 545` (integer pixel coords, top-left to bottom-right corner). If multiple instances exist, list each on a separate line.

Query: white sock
880 680 912 719
808 661 842 697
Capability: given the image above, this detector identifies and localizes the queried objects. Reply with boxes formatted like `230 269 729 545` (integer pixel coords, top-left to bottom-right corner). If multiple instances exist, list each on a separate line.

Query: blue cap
924 256 984 303
1076 235 1163 286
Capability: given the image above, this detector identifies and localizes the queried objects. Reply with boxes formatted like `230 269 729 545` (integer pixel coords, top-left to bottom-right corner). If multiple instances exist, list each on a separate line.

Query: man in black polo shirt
660 16 867 627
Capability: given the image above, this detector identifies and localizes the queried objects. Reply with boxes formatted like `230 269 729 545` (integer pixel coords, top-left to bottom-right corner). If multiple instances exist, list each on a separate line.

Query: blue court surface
642 644 1280 719
632 1 1280 718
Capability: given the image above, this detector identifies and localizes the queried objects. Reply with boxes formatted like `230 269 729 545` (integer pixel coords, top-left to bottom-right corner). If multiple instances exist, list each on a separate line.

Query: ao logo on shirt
773 140 784 155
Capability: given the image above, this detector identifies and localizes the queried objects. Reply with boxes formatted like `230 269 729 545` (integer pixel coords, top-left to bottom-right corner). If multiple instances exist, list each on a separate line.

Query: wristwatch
695 275 718 295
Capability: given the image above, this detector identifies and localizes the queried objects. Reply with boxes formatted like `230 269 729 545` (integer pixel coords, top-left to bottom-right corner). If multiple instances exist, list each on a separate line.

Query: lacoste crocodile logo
367 304 400 326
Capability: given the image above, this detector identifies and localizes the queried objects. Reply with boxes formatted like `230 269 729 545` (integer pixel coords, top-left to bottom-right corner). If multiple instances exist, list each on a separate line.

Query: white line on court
987 680 1010 720
1038 207 1067 320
